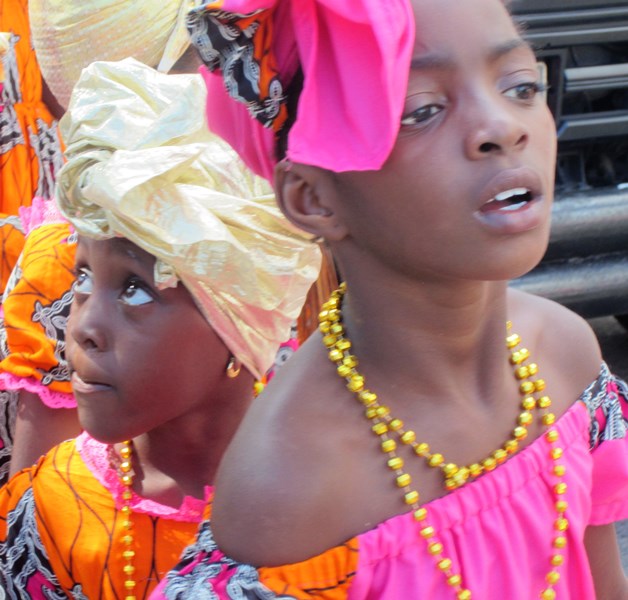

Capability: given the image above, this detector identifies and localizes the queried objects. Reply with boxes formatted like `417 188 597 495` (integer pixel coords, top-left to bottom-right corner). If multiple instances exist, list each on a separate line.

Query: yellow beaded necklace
110 440 138 600
318 284 568 600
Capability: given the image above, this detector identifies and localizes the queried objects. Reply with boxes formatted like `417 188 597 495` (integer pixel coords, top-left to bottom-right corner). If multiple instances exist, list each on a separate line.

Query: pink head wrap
188 0 415 180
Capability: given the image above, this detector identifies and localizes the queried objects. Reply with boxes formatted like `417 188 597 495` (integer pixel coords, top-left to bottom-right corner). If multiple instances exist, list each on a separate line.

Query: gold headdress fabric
56 58 321 380
28 0 193 108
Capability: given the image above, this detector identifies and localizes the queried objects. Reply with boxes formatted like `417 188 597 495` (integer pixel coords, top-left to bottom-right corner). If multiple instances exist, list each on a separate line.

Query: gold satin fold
56 58 321 379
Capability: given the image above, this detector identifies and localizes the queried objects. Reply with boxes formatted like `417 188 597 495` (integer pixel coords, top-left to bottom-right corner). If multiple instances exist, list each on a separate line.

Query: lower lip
71 372 113 394
474 195 546 234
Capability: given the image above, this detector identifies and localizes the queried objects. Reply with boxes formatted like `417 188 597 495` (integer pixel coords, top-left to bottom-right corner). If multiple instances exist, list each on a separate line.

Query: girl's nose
464 97 529 160
68 296 108 352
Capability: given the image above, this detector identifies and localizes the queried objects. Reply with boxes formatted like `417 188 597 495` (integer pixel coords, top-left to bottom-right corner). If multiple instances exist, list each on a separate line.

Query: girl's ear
273 160 348 242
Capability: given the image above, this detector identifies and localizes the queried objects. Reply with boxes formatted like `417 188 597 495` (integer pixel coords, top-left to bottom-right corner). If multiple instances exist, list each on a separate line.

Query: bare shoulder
508 288 603 406
211 333 362 566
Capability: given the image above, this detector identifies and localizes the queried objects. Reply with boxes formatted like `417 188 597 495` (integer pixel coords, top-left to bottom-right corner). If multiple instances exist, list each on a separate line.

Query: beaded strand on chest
318 284 568 599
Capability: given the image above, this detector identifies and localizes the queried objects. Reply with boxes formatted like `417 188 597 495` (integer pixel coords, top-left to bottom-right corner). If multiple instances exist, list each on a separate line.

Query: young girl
0 58 320 599
152 0 628 598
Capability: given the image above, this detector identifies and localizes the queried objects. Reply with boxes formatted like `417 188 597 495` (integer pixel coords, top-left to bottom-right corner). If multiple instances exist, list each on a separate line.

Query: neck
336 273 512 406
126 383 254 505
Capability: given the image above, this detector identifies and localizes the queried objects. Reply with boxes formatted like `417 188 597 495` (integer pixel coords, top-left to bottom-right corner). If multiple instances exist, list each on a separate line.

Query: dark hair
275 68 304 162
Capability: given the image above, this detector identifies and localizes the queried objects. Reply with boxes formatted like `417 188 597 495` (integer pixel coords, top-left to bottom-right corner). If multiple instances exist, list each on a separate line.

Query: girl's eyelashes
119 276 156 307
503 80 547 102
401 103 444 127
72 268 93 295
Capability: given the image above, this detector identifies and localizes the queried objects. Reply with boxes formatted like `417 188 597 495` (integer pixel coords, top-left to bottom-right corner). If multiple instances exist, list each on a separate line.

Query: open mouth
481 188 533 213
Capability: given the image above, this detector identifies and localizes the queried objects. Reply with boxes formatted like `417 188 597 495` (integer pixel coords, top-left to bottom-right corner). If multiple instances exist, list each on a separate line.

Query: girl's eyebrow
410 38 532 71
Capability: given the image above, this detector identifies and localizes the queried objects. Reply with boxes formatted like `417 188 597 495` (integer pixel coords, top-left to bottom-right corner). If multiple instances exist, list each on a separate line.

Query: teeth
499 200 528 212
493 187 529 202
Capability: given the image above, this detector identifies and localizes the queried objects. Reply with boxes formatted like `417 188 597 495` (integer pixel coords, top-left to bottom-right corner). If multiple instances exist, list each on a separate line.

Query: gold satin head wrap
29 0 193 108
56 58 321 380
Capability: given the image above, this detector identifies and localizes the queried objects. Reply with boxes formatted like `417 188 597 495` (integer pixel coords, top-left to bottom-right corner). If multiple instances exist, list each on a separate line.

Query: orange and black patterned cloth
0 431 206 598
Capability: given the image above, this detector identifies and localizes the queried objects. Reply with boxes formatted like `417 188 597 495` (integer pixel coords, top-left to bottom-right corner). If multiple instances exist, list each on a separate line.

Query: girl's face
67 237 230 443
329 0 557 283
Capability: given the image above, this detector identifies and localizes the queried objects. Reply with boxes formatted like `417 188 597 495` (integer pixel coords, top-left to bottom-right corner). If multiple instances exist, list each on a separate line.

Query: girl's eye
504 81 546 102
120 278 154 306
401 103 444 126
73 269 93 295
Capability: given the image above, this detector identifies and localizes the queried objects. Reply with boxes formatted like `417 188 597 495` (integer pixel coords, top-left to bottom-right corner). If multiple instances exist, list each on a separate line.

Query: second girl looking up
0 58 320 599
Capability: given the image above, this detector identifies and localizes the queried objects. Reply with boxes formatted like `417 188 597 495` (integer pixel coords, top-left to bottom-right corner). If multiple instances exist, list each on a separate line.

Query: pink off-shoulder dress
152 363 628 599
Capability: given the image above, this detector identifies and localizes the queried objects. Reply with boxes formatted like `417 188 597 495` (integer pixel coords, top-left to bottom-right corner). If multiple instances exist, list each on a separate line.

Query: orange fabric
259 540 359 598
0 222 75 397
0 0 62 216
0 213 24 292
0 438 200 599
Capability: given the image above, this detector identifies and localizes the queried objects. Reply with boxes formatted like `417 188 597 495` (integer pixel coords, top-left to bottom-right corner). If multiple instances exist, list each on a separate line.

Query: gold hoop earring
226 356 241 379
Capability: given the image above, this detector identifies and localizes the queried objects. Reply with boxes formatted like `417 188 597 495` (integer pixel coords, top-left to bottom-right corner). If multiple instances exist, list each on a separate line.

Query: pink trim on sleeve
0 373 76 409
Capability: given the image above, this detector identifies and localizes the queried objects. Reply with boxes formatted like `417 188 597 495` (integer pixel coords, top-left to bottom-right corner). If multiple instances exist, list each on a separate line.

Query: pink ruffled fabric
197 0 415 179
18 196 71 236
0 372 75 409
76 432 209 522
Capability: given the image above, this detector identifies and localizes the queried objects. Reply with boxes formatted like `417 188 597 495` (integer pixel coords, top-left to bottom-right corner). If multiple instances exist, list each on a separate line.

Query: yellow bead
124 580 136 590
546 430 559 443
335 339 351 351
513 426 528 440
381 439 396 453
518 411 533 426
554 483 567 495
337 364 352 377
534 379 546 391
342 355 358 368
375 406 390 417
123 565 136 576
551 554 564 567
457 590 472 600
445 478 458 491
428 454 444 467
442 463 459 477
553 536 567 549
121 475 133 486
372 422 388 436
538 396 552 409
519 381 535 394
121 505 131 515
414 508 428 521
521 396 536 410
447 574 462 587
122 550 135 559
528 363 539 375
125 596 137 600
401 430 416 444
415 443 430 456
122 490 133 501
319 322 330 334
438 558 452 571
542 413 556 426
359 391 377 405
330 323 343 335
555 518 569 532
365 407 378 419
123 520 133 530
405 491 420 505
120 460 132 473
503 440 518 454
550 448 563 460
506 333 521 348
323 334 338 348
390 419 404 431
420 526 435 538
515 366 530 379
428 542 443 555
120 444 132 459
511 348 529 364
546 571 560 585
469 463 483 476
347 375 364 392
553 465 566 477
396 473 411 488
540 589 556 600
482 457 497 471
493 449 507 464
387 457 404 470
328 348 343 361
556 500 568 513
